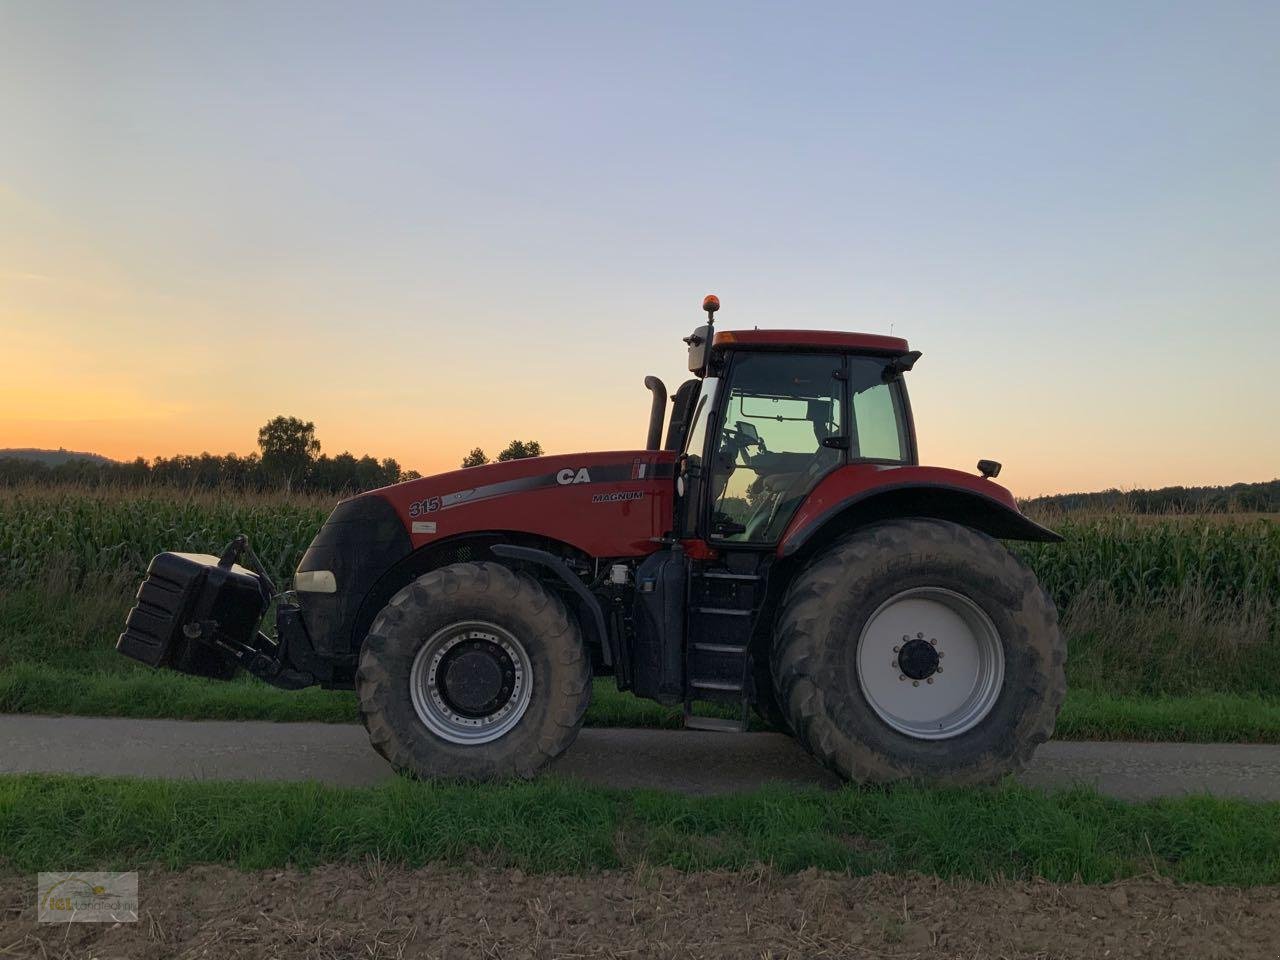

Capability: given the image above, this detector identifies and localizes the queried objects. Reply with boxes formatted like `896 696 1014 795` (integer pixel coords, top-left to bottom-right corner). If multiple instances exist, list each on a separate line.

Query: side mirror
977 459 1002 479
734 420 760 445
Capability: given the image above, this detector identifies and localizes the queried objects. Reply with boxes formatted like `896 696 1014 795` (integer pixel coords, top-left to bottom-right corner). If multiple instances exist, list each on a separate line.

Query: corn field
1 485 1277 611
1014 514 1280 609
0 486 330 587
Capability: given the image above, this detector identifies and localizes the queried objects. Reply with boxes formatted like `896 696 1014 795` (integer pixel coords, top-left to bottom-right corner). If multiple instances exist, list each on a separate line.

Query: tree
496 440 543 462
257 416 321 486
461 447 489 468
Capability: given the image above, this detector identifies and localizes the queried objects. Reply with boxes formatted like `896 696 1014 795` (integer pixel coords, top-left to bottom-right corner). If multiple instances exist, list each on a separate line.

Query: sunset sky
2 1 1277 497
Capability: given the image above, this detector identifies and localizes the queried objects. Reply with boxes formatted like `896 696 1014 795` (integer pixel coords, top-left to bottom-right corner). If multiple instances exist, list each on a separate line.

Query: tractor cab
648 297 921 554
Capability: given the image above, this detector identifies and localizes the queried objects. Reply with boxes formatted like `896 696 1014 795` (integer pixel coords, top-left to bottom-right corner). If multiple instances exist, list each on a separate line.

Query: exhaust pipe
644 376 667 450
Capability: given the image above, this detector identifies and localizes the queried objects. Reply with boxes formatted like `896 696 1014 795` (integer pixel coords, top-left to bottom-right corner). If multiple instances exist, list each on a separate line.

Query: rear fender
777 467 1060 563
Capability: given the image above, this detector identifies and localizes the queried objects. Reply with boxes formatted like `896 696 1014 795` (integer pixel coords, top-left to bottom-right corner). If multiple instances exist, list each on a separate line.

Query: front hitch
118 535 317 690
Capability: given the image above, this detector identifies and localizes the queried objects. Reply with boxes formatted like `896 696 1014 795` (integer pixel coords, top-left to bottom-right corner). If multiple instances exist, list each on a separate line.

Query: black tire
773 519 1065 784
751 659 791 732
356 562 592 780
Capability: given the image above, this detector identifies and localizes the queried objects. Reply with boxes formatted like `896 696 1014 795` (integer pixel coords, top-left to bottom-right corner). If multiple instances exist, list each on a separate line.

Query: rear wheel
773 519 1065 784
356 562 591 780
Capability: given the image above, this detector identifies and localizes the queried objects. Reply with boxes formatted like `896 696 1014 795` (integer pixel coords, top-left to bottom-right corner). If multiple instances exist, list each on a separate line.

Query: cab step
683 713 748 733
689 678 743 692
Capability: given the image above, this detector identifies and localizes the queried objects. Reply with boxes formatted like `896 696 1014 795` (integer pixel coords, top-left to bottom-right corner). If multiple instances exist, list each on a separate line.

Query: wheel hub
855 587 1005 740
897 637 940 680
438 642 515 717
409 622 532 745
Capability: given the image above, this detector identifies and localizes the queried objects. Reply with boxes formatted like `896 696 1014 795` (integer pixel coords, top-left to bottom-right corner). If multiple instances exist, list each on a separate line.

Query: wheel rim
855 587 1004 740
409 620 533 745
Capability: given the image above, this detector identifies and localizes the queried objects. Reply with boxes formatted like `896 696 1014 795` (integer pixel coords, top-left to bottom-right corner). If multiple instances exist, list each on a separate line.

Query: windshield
682 378 719 461
674 377 720 536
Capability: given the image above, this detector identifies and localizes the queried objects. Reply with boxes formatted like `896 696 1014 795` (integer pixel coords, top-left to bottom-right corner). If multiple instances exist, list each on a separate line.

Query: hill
0 448 116 467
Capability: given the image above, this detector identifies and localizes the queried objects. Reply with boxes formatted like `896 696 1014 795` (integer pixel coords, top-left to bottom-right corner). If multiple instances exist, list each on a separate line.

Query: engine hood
364 449 672 506
358 449 680 559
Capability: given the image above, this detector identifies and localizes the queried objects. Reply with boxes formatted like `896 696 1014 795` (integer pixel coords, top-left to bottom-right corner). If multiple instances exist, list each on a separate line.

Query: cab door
701 352 848 545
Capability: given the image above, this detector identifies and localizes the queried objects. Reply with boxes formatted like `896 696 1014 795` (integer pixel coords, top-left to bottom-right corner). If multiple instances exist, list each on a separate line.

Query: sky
1 1 1277 497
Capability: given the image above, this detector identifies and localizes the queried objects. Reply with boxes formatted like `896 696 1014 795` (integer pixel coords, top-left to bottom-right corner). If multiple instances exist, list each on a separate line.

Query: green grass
2 773 1278 885
5 665 1280 743
1054 690 1280 743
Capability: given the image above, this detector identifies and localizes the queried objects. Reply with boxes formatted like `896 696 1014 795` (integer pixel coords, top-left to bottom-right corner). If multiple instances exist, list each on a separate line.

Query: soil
3 865 1279 959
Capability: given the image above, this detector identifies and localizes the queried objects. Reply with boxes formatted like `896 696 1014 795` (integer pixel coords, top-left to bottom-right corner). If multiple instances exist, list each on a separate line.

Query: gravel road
4 714 1280 799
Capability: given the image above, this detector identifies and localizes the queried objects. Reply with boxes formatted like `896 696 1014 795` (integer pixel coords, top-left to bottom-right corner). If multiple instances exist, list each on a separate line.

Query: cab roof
713 329 910 355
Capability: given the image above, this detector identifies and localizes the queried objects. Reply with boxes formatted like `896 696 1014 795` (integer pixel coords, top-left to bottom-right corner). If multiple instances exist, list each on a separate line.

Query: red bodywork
364 327 1048 560
371 454 1037 560
777 463 1034 555
713 329 910 354
375 450 678 559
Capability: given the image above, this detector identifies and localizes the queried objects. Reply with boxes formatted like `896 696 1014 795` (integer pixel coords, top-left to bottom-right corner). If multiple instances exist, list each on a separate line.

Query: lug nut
899 675 906 682
938 652 945 659
893 645 900 652
916 632 924 639
891 660 898 668
912 680 920 687
930 638 937 646
937 667 944 673
926 677 934 684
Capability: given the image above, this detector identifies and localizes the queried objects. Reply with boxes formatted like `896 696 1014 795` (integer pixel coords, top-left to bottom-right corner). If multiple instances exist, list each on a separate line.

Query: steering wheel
722 424 767 456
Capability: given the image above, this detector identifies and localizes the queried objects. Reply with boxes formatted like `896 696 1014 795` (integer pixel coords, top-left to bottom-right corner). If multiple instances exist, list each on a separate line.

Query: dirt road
5 864 1280 959
5 714 1280 798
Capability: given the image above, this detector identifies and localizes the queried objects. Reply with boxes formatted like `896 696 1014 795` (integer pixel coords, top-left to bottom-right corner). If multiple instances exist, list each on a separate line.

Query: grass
6 664 1280 742
2 773 1279 885
1054 690 1280 743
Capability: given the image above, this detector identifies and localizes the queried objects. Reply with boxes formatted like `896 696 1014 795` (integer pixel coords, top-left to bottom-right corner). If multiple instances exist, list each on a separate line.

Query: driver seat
742 400 842 541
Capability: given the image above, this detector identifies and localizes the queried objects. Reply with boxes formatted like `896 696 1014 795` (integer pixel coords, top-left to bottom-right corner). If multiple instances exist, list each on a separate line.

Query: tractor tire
773 519 1065 784
356 562 592 780
751 660 791 732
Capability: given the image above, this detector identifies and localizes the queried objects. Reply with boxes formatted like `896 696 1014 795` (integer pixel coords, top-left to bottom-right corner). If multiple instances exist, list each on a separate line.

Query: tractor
119 296 1066 783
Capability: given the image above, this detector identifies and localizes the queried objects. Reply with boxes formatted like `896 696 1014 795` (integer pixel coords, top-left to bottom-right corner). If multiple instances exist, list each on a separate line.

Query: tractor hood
364 450 679 559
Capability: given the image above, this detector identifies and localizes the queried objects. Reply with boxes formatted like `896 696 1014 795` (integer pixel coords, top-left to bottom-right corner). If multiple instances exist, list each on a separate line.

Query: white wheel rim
409 620 533 745
856 587 1004 740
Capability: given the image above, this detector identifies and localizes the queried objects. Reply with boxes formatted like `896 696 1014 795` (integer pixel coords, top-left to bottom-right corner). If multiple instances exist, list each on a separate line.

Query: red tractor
120 297 1065 783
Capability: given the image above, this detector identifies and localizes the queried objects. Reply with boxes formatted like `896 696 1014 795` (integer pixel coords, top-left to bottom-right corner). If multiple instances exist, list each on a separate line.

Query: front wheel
356 562 591 780
772 519 1065 784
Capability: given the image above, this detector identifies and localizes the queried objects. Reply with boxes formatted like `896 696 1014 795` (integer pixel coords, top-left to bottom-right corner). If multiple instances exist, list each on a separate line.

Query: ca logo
556 468 592 485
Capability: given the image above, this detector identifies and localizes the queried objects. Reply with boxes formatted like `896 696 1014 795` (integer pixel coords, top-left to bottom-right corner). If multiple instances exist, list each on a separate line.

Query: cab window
848 357 910 462
708 353 844 542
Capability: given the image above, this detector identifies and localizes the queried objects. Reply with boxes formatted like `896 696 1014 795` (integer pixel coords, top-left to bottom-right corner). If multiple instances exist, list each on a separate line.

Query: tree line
1024 479 1280 515
0 416 546 495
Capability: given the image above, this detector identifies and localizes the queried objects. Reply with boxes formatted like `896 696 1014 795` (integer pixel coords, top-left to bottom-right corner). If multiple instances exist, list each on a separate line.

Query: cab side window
848 357 910 462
